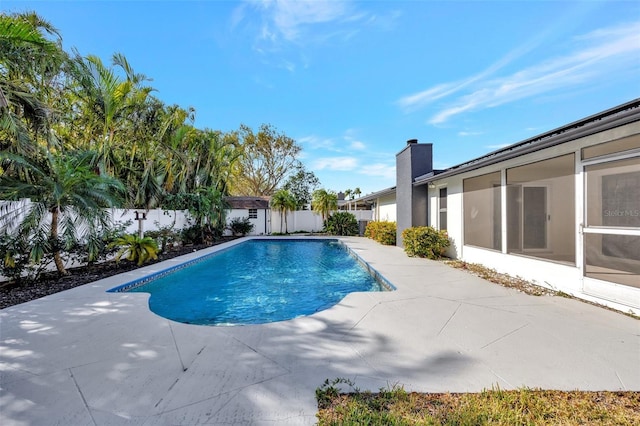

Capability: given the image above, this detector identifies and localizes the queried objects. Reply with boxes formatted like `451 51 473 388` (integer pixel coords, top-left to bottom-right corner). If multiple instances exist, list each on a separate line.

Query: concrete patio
1 236 639 425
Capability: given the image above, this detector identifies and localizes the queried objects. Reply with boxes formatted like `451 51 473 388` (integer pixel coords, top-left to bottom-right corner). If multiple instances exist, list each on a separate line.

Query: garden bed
0 237 239 309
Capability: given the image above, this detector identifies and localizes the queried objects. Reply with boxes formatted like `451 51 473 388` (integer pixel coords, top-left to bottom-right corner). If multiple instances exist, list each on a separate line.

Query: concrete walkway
1 237 639 425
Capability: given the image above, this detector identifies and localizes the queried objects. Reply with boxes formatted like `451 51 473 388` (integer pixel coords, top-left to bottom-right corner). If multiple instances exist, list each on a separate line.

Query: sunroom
416 100 640 314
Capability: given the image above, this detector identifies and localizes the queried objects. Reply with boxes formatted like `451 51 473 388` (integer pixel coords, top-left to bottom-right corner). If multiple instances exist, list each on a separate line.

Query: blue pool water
113 239 387 326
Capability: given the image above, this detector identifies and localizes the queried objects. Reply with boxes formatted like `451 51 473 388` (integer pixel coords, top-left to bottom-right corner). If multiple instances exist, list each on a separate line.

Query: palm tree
344 188 352 211
0 149 124 275
67 51 153 176
270 189 296 233
312 189 338 224
353 187 362 210
0 12 66 155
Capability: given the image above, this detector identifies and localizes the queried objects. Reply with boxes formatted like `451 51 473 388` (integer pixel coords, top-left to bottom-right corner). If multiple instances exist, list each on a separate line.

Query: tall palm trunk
280 211 284 234
50 207 68 275
284 210 289 234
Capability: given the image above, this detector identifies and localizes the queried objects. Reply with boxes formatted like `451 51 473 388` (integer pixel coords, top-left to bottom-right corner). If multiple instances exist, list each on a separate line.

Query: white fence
1 200 373 238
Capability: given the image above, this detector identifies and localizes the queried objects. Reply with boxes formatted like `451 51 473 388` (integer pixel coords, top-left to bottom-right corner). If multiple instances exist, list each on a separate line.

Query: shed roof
225 196 271 210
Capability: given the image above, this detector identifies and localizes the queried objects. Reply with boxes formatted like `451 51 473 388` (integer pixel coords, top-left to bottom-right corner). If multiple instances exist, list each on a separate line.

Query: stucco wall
376 193 397 222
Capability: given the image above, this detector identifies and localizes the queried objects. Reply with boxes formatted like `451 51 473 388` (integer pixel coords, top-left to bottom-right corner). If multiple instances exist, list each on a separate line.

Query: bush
109 234 159 266
402 226 450 259
180 222 224 245
81 220 132 263
229 217 254 236
146 220 178 253
364 221 396 245
0 233 39 283
325 212 358 236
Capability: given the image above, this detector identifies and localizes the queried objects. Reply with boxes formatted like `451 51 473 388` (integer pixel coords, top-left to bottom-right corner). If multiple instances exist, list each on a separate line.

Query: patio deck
1 236 638 425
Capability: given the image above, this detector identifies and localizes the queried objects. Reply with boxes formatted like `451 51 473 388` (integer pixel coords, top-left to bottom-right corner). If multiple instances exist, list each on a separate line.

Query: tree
0 149 124 275
67 51 153 176
282 163 320 210
270 189 296 233
325 211 358 236
162 187 229 241
312 189 338 223
0 12 66 155
231 123 301 196
344 189 352 210
350 187 362 210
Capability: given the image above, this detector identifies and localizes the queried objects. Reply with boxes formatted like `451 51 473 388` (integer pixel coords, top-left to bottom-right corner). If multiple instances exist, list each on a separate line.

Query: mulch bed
0 237 239 309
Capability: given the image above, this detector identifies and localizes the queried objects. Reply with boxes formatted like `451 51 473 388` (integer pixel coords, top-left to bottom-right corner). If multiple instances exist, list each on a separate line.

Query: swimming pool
108 239 392 326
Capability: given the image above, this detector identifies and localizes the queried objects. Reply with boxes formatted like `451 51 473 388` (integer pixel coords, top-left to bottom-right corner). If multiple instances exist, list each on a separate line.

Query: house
359 99 640 314
356 187 397 222
225 196 271 235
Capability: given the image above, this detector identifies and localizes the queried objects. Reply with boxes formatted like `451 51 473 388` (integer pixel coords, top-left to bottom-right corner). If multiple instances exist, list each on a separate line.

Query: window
584 156 640 287
248 208 258 219
463 172 502 250
438 187 447 231
506 154 575 264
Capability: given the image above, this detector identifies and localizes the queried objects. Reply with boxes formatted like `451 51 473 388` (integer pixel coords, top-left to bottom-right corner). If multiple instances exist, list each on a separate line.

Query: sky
2 0 639 196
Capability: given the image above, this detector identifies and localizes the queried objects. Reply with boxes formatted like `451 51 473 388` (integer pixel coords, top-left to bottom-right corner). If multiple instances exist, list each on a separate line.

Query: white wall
116 208 191 236
269 210 373 234
2 202 374 239
376 193 397 222
226 209 270 235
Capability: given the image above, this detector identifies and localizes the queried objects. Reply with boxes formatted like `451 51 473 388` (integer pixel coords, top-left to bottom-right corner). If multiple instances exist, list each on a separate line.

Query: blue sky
3 0 639 196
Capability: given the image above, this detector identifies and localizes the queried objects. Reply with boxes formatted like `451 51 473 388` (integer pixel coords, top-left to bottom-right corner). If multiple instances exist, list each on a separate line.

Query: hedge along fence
401 226 450 259
364 221 397 245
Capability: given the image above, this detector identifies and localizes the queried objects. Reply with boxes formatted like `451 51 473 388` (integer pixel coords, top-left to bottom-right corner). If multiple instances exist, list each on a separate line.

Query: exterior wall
269 210 373 233
396 143 432 246
428 180 463 258
271 210 323 233
376 193 397 222
425 119 640 314
226 209 270 235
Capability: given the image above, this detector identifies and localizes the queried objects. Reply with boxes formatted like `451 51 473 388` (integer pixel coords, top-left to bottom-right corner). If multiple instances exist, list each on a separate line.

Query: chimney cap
407 138 418 145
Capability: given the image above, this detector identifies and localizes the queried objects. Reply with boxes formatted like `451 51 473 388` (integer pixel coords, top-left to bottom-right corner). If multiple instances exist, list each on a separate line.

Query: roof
354 186 397 202
414 98 640 185
225 196 271 210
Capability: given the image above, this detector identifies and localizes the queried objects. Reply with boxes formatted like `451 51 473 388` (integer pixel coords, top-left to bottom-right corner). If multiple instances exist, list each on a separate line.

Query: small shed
225 196 271 235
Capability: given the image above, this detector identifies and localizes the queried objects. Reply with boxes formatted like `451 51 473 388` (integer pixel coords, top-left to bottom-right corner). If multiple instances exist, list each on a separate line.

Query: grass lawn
316 259 639 425
316 380 640 425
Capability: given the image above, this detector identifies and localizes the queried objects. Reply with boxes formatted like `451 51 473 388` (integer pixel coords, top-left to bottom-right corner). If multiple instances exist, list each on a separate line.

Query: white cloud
399 20 640 124
458 131 483 137
349 140 366 150
485 143 511 150
397 29 547 112
298 135 336 150
300 130 369 152
245 0 365 45
359 163 395 179
311 156 358 171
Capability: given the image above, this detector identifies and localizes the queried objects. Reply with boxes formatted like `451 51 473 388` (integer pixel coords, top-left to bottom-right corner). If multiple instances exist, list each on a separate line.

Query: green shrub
146 220 178 253
180 223 223 245
325 212 358 236
229 217 254 236
0 233 38 283
109 234 159 266
402 226 450 259
364 221 396 245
